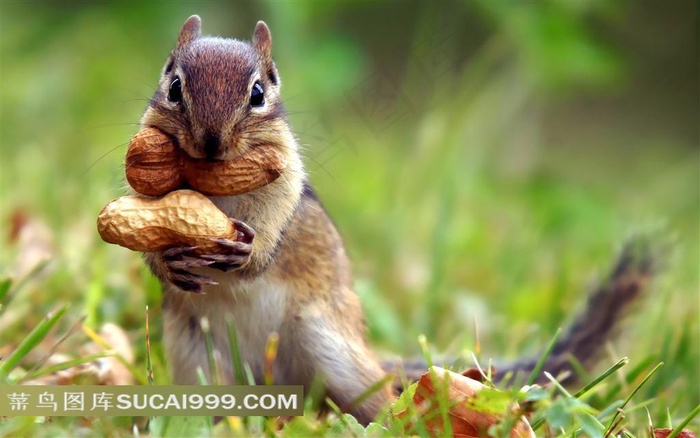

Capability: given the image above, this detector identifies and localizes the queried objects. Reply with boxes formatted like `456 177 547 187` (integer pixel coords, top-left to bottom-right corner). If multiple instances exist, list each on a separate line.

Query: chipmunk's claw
163 246 218 293
202 238 253 272
230 218 255 244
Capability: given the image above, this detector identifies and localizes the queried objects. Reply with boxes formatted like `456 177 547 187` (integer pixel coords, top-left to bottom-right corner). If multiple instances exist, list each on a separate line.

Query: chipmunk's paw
162 245 218 293
200 219 255 272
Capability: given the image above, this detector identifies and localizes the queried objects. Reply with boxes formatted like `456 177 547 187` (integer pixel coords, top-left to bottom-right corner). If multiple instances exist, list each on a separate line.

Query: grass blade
417 334 433 369
597 400 624 421
19 351 113 381
526 327 563 386
418 336 453 436
545 371 573 398
200 317 220 385
0 302 69 381
665 404 700 438
604 362 664 435
84 252 105 329
0 259 50 317
17 314 87 381
263 332 279 385
82 324 147 385
0 277 12 302
146 305 153 385
469 351 493 385
604 355 657 399
227 317 246 385
574 357 629 399
545 372 606 436
349 373 395 413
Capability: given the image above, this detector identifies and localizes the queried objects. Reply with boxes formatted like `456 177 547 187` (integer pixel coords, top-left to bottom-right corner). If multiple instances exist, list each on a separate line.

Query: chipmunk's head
142 16 291 161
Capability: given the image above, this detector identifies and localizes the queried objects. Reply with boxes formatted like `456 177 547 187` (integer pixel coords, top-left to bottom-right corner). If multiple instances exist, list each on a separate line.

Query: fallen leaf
396 366 534 438
81 323 135 385
24 323 135 386
654 428 696 438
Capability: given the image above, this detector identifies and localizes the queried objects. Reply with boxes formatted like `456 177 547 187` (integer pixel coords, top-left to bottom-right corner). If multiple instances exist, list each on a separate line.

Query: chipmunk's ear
177 15 201 47
253 21 272 61
253 21 278 85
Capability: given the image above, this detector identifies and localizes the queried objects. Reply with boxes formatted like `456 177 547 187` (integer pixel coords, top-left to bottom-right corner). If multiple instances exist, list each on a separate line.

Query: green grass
1 2 698 437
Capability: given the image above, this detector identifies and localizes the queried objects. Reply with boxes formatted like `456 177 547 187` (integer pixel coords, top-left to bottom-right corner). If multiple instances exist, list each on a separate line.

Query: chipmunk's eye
250 81 264 107
168 77 182 103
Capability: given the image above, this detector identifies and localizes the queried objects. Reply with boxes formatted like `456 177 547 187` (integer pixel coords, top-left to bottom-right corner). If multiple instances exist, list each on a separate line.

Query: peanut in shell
125 128 184 196
125 127 287 196
97 190 237 253
182 146 287 196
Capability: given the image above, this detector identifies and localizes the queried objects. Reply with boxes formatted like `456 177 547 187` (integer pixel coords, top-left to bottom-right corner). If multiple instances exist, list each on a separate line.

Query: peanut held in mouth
97 190 240 254
125 128 185 196
125 127 288 196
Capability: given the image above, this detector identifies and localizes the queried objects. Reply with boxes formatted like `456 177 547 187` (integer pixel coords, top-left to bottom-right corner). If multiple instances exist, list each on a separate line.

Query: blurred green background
1 0 697 432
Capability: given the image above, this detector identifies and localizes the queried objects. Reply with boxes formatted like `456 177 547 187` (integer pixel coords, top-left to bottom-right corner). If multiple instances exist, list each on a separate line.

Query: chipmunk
137 16 661 425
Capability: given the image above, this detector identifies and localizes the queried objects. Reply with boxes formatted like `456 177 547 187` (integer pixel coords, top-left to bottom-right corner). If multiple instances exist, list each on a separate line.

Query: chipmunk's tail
385 232 668 388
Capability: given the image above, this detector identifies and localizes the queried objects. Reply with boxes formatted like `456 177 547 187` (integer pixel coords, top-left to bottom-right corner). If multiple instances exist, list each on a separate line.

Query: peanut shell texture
97 190 238 253
125 128 184 196
125 127 288 196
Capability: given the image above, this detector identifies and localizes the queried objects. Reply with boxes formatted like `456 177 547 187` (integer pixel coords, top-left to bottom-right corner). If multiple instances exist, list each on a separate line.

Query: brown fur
140 16 393 424
137 16 663 425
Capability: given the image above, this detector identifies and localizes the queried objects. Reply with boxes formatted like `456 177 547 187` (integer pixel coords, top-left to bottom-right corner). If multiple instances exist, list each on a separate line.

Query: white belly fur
163 274 305 385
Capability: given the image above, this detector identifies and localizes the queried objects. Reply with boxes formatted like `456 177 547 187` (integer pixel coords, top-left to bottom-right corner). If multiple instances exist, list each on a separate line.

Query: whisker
302 154 341 188
82 141 130 176
259 147 298 197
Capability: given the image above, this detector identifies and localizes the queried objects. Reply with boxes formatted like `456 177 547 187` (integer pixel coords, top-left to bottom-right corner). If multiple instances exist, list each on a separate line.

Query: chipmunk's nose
203 133 220 159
